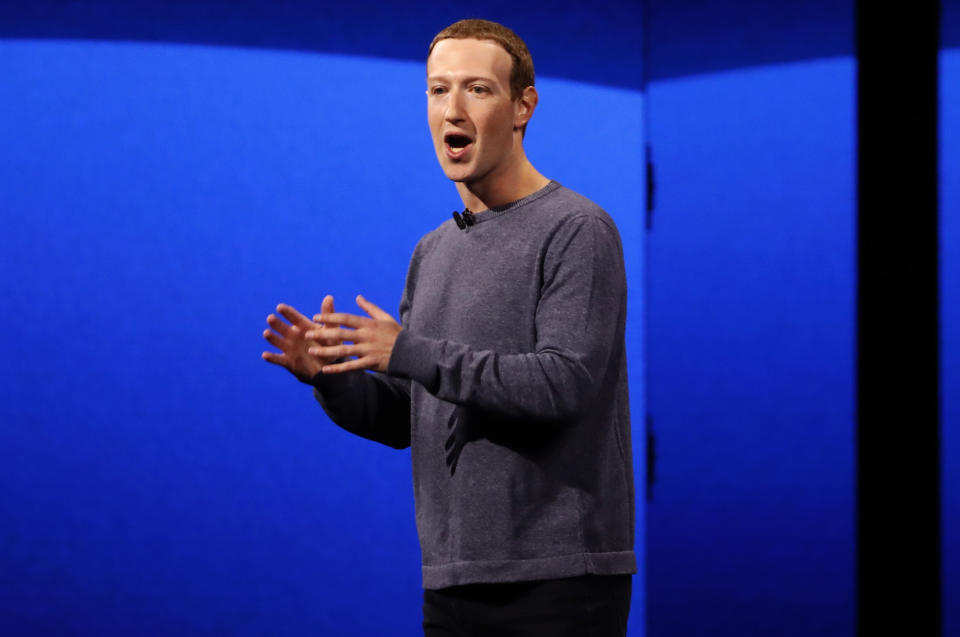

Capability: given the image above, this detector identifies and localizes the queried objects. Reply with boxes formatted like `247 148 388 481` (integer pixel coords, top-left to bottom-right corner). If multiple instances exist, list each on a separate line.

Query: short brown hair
428 19 535 102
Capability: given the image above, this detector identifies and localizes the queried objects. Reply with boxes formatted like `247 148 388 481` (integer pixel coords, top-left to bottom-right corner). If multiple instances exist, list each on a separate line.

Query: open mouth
444 133 474 156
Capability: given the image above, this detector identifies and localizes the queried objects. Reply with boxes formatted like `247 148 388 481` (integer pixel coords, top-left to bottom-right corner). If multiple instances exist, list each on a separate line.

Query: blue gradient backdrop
645 57 856 635
0 30 645 637
1 1 957 636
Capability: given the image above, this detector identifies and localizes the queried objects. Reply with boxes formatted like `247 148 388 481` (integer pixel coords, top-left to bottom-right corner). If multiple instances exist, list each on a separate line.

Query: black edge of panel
856 1 941 635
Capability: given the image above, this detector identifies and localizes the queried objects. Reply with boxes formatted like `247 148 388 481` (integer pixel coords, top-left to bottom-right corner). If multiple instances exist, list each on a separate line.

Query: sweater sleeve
386 214 626 422
311 370 411 449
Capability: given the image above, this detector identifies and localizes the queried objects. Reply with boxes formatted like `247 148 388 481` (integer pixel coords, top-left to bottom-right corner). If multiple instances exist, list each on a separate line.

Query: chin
442 165 473 183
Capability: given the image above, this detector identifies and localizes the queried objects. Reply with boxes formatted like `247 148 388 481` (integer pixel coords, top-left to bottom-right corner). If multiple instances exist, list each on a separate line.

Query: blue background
646 56 855 634
644 2 856 634
1 1 957 636
0 3 646 636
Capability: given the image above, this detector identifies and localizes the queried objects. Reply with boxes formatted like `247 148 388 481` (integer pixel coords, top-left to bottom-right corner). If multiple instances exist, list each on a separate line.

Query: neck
455 146 550 212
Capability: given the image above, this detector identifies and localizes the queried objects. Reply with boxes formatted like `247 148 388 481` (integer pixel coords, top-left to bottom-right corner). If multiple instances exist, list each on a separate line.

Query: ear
514 85 538 130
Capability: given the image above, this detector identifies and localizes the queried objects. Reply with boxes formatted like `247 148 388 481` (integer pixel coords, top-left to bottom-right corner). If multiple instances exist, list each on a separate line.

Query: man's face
426 38 520 186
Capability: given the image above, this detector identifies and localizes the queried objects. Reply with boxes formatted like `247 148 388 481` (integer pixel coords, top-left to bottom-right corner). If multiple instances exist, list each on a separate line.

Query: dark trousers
422 574 632 637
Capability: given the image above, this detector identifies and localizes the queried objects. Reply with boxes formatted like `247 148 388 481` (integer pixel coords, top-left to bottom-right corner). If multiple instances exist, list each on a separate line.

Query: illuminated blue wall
645 58 855 635
0 7 647 636
2 1 957 636
643 2 856 634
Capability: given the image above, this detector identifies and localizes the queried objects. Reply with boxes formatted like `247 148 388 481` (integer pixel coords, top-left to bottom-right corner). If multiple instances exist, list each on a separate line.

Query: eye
469 85 489 95
428 86 447 96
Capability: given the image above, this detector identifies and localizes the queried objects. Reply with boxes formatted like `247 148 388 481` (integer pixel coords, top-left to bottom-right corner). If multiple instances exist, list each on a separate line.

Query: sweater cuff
310 367 366 408
387 329 440 390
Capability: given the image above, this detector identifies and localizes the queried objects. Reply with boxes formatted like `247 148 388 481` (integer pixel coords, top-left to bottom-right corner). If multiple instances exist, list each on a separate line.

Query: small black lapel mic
453 210 476 230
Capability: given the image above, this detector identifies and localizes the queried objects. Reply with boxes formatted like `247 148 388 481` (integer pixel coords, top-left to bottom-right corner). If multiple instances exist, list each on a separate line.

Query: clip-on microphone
452 209 476 230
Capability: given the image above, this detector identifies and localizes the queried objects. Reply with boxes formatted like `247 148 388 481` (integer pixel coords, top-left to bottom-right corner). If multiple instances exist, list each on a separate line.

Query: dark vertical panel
856 2 940 634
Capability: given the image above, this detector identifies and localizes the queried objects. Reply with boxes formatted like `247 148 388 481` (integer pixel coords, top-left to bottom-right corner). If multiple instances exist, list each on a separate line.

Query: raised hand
262 296 340 382
306 295 402 374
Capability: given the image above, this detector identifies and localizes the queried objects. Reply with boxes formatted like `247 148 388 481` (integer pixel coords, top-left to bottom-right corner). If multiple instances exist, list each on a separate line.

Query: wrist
301 358 347 385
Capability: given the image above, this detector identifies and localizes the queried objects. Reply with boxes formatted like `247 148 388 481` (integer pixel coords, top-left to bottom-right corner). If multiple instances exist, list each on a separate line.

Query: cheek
428 118 444 144
481 112 514 145
475 108 509 139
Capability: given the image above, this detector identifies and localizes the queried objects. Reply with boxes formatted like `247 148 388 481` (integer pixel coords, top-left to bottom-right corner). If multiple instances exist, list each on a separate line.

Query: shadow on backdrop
7 0 940 89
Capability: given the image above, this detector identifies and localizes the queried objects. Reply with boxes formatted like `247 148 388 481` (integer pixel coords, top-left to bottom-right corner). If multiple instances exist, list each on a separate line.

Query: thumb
356 294 391 320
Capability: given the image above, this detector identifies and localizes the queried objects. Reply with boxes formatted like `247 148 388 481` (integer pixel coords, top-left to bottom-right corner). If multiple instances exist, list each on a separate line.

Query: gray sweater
313 181 635 589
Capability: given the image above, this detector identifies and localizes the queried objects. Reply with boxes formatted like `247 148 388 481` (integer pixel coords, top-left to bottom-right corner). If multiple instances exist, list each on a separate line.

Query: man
262 19 634 636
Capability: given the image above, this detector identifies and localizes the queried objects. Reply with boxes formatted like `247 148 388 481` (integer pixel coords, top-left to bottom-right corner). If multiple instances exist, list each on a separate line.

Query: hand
306 295 402 374
262 296 340 382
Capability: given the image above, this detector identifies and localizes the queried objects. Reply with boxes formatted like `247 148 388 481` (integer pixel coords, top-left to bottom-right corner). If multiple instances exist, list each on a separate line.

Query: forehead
426 38 512 84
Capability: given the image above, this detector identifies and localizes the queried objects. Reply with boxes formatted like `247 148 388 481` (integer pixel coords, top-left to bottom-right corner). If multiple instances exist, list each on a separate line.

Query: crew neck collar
466 180 560 224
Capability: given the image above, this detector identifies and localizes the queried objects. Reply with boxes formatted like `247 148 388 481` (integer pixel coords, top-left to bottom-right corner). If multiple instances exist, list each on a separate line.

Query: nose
445 89 467 124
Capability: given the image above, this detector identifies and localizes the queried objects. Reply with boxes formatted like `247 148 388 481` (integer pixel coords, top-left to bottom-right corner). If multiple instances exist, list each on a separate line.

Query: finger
356 294 393 321
305 326 356 342
266 314 291 336
321 356 375 374
312 313 340 328
313 295 338 325
263 329 288 350
276 303 313 329
314 312 368 329
322 295 335 315
261 351 289 366
308 343 362 359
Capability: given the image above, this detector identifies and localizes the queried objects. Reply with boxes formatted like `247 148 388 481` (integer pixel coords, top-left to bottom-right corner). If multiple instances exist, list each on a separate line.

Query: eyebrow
426 74 499 84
